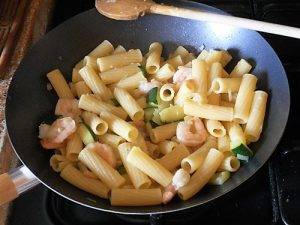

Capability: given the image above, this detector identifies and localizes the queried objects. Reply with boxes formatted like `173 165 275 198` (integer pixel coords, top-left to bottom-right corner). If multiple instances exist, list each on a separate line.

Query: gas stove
7 0 300 224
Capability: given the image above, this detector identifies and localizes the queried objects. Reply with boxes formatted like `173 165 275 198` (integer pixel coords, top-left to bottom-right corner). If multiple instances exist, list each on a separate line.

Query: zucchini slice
147 87 158 108
231 142 253 162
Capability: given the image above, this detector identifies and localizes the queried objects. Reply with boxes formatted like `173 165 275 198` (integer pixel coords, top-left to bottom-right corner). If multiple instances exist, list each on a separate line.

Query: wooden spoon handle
0 166 39 206
0 173 18 205
150 4 300 39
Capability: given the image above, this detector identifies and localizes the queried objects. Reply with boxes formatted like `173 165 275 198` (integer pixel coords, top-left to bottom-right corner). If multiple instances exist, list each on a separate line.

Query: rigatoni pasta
40 41 269 206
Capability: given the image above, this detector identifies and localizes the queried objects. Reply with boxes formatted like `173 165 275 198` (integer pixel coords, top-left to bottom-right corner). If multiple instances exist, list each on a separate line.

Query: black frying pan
3 1 290 214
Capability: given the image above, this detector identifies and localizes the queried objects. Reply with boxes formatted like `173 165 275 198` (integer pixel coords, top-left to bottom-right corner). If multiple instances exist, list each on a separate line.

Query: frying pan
2 0 290 215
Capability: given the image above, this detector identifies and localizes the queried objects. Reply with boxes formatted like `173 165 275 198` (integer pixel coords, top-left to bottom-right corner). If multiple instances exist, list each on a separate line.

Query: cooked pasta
97 49 143 72
234 74 257 124
244 91 268 142
146 42 163 74
40 41 268 206
47 69 74 98
99 63 141 84
61 165 110 199
79 148 125 188
127 146 173 187
178 148 224 200
79 66 113 100
118 143 151 189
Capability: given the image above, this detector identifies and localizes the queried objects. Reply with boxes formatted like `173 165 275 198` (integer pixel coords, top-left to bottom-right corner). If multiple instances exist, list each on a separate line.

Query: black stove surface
8 1 300 224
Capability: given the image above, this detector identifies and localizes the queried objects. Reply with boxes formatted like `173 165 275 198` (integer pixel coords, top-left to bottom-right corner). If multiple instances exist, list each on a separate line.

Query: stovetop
8 0 300 224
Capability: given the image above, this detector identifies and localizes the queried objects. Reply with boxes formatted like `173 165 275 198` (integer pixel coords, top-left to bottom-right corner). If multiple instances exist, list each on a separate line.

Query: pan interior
5 1 289 214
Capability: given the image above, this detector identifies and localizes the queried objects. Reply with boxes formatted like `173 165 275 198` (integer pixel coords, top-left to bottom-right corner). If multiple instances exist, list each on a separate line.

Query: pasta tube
165 55 183 69
205 50 223 65
113 45 126 54
115 71 147 90
244 90 268 142
159 83 175 102
211 78 242 94
127 146 173 187
184 100 234 121
159 105 184 123
181 136 217 173
204 119 226 138
230 59 252 77
81 111 108 135
146 42 163 74
156 144 190 171
217 135 230 152
72 68 83 82
218 155 240 172
192 59 208 100
50 154 72 172
99 63 140 84
98 133 125 149
100 111 138 142
79 66 113 100
97 49 142 72
61 165 110 199
79 148 125 188
158 140 178 155
110 188 162 206
66 132 83 162
224 121 246 144
234 74 257 124
83 56 98 71
178 148 224 200
174 79 197 106
149 122 178 143
79 94 128 120
118 143 151 189
47 69 74 98
87 40 114 58
154 63 175 81
74 81 92 97
114 87 144 121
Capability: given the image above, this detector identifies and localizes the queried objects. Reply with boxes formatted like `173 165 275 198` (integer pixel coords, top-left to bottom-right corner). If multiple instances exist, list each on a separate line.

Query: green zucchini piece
77 123 95 145
231 143 253 162
147 87 158 107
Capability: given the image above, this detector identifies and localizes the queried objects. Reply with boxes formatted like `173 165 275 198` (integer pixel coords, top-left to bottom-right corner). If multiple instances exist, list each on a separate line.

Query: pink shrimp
138 79 161 93
42 117 76 144
162 169 190 204
86 142 117 168
176 117 208 147
173 66 192 84
40 139 66 150
55 98 81 120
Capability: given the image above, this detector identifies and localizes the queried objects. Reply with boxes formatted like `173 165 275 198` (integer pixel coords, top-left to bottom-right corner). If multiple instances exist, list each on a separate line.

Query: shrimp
176 117 208 147
172 66 192 84
162 169 190 204
42 117 76 144
138 79 161 93
85 142 117 168
55 98 81 120
40 139 66 149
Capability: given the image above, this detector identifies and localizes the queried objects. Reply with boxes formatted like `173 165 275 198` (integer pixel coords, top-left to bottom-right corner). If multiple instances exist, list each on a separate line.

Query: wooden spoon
95 0 300 39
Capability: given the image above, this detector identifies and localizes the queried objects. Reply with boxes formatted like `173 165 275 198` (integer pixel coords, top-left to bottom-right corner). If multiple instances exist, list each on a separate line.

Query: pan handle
0 165 40 205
